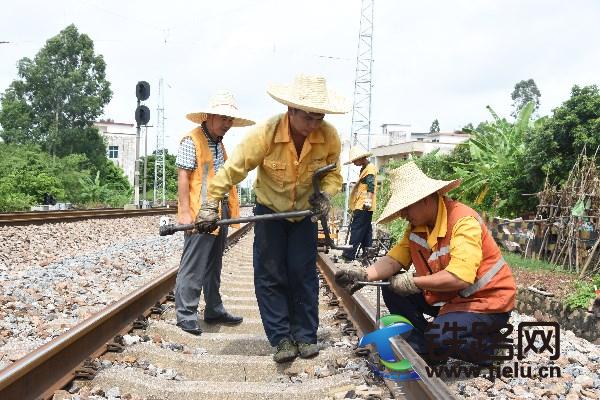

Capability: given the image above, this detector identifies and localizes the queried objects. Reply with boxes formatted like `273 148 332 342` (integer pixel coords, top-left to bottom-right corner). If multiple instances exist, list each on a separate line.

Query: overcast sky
2 0 599 163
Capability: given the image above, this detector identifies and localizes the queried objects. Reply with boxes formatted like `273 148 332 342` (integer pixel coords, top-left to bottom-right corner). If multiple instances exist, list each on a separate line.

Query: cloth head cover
186 90 255 127
344 146 373 165
267 74 350 114
377 161 460 224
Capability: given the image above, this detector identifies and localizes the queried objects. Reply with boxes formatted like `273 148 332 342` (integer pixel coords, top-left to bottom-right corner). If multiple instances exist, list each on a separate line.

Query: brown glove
334 264 367 294
389 272 421 296
195 200 219 233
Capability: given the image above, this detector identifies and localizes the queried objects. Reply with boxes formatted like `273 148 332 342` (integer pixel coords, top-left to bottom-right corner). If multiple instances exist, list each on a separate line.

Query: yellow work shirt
387 194 482 283
208 113 343 218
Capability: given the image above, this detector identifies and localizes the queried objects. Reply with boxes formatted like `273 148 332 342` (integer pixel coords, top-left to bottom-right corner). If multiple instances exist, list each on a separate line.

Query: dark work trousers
175 202 229 324
253 203 319 347
342 209 373 260
382 287 510 365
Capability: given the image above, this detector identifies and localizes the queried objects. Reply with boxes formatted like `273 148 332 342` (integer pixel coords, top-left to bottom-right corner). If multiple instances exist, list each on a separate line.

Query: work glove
335 264 368 294
195 199 219 233
309 191 331 219
389 272 421 296
362 197 372 210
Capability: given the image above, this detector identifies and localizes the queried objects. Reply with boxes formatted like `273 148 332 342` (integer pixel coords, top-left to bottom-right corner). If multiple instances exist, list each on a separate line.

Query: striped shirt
175 122 225 174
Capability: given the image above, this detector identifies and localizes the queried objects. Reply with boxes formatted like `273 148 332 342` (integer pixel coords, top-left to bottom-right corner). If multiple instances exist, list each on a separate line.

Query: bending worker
335 162 516 365
196 74 349 363
341 147 377 262
174 91 255 335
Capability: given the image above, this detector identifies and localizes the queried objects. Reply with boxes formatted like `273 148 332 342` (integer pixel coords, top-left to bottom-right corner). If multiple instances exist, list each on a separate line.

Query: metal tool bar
159 210 314 236
356 281 390 286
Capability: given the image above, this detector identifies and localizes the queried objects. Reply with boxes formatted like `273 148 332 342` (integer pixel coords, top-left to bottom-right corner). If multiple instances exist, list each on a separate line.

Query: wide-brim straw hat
377 161 461 224
344 146 373 165
267 74 350 114
186 90 255 127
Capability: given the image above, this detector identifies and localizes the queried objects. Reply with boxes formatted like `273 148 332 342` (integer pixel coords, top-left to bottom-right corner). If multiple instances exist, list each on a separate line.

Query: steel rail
0 207 177 225
316 253 456 400
0 223 252 400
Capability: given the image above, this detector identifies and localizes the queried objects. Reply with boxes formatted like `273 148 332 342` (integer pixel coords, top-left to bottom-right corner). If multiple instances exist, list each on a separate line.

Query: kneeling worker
335 162 516 365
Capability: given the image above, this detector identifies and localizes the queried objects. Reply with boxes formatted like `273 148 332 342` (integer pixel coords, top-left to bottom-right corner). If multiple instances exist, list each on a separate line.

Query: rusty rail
0 223 252 400
316 253 456 400
0 207 177 225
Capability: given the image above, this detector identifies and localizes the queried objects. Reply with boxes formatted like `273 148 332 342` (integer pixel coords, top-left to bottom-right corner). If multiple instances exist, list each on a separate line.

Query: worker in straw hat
196 74 349 363
335 161 516 365
340 146 378 262
174 90 255 336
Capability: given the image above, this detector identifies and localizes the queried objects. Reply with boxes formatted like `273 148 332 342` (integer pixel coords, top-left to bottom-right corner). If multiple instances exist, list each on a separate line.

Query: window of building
108 146 119 159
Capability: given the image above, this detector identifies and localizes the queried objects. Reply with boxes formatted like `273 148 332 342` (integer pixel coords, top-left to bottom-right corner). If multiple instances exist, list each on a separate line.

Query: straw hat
344 146 373 165
267 74 350 114
377 162 460 224
186 90 255 127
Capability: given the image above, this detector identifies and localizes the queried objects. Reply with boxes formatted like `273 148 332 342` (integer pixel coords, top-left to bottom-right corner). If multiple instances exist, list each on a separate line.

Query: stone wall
515 287 600 344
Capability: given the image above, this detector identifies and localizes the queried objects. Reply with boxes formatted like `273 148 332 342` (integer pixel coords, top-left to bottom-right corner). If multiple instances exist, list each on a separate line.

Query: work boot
204 312 243 326
297 342 319 359
176 320 202 336
273 338 298 363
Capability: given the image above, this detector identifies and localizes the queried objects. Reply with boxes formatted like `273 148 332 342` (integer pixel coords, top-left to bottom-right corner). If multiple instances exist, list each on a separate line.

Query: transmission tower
153 78 166 206
343 0 375 227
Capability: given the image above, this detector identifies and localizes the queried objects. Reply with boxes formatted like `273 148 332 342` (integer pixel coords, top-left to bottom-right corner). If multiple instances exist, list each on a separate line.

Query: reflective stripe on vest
200 163 209 204
409 232 430 249
459 256 507 298
428 246 450 262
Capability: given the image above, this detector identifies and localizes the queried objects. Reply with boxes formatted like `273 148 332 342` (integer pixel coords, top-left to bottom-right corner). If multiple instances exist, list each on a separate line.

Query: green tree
454 102 535 216
0 24 112 170
429 119 440 133
511 79 541 118
522 85 600 187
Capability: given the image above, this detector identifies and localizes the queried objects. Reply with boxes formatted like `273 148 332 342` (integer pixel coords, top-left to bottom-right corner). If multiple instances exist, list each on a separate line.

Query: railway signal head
136 81 150 101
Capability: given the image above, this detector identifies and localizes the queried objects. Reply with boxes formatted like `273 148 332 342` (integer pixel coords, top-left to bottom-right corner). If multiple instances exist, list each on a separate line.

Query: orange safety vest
350 163 377 211
408 197 515 315
177 127 240 235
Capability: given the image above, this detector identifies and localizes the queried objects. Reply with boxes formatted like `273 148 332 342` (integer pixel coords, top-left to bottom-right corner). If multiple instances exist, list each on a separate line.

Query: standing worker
174 90 255 335
335 162 516 365
196 74 349 362
340 147 377 262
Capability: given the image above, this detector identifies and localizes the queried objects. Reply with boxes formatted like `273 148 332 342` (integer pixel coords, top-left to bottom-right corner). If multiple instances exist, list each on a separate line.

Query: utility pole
343 0 375 227
154 78 166 206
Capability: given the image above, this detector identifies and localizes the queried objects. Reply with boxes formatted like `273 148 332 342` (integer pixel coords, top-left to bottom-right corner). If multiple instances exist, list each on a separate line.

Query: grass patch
502 251 565 273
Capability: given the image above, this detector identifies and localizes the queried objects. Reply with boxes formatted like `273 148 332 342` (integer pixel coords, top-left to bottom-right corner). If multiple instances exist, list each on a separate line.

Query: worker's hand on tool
195 200 219 233
362 198 372 210
389 272 421 296
309 191 331 217
335 264 367 294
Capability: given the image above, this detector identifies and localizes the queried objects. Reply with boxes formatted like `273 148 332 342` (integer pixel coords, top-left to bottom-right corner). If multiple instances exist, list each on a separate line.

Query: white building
370 124 470 170
95 120 136 185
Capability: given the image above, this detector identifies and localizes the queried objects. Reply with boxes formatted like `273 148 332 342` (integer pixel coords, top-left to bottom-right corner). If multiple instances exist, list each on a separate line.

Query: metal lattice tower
153 78 166 206
343 0 375 227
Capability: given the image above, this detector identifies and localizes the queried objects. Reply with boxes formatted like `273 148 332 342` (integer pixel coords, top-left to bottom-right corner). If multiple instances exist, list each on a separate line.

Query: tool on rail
159 163 353 252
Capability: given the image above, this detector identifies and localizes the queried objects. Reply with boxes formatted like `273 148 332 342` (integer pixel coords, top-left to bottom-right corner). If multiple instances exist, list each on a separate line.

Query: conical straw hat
267 74 350 114
186 90 255 127
344 146 373 165
377 162 460 224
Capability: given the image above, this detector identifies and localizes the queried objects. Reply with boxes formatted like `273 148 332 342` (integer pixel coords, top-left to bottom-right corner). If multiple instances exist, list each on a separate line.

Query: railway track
0 223 455 400
0 207 177 225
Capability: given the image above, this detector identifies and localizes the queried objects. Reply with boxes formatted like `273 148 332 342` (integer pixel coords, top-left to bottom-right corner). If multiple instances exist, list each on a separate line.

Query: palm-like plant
453 102 535 211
